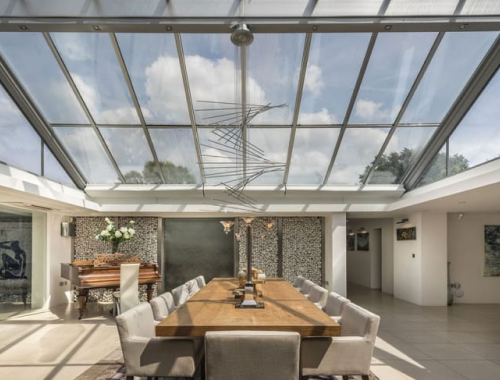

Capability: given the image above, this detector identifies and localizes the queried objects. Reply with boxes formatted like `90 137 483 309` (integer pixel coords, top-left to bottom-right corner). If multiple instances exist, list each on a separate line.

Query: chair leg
362 376 370 380
126 376 133 380
342 376 349 380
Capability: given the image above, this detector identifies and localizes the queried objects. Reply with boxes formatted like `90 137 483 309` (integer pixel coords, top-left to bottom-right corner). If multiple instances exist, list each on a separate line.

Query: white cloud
354 98 391 122
304 64 324 96
300 108 339 124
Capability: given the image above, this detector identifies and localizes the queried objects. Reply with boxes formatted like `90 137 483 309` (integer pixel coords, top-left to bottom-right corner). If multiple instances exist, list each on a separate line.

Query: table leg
146 284 154 302
77 288 89 320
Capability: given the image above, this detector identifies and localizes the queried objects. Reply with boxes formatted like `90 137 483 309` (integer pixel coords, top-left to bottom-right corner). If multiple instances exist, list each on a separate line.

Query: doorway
371 228 382 289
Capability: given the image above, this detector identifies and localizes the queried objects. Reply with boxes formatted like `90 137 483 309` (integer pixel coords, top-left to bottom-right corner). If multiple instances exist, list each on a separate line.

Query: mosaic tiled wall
238 217 323 284
238 218 279 277
282 217 323 284
74 216 158 302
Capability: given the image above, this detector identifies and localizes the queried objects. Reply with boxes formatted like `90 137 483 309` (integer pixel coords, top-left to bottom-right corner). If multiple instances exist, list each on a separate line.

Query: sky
0 30 498 186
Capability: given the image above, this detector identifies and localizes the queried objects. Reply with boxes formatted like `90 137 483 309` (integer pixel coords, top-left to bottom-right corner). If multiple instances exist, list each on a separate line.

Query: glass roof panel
415 144 446 188
350 32 436 125
369 126 437 184
449 69 500 170
99 127 161 184
328 128 390 185
0 84 41 174
198 128 242 185
43 145 76 187
51 33 140 125
288 128 340 184
401 32 499 124
182 34 238 126
0 33 87 124
247 34 305 125
148 128 200 184
246 128 290 184
116 33 190 125
53 127 119 184
298 33 370 126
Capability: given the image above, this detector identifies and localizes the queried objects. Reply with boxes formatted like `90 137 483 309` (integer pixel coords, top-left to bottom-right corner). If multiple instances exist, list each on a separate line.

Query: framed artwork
347 234 355 251
484 225 500 276
356 233 369 251
396 227 417 241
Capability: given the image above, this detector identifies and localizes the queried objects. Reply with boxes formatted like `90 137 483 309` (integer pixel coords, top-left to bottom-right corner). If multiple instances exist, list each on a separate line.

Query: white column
324 213 347 296
31 212 47 309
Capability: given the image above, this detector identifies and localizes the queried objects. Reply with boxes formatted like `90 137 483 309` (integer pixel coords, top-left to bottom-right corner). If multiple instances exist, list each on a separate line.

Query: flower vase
112 241 120 254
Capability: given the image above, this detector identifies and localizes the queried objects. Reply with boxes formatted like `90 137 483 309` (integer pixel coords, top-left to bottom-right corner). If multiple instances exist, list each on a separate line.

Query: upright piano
61 262 161 319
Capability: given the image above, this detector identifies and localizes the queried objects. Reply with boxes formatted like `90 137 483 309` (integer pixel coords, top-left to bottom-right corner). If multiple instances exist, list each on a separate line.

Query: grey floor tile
380 359 467 380
412 343 484 360
439 360 500 380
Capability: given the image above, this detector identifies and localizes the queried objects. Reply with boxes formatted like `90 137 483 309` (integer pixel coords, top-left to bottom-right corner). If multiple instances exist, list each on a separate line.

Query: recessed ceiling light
166 26 173 31
459 24 468 30
312 25 318 31
93 25 101 31
19 25 28 31
384 25 392 30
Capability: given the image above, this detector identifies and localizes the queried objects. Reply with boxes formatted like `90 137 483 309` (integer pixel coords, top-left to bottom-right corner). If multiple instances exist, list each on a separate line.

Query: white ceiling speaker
231 23 254 46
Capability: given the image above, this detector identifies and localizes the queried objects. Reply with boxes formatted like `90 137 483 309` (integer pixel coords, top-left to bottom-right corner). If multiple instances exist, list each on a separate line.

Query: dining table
155 277 340 337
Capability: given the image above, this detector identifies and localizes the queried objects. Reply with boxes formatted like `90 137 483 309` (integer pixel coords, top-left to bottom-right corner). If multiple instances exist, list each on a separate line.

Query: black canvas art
357 233 369 251
484 225 500 276
347 234 355 251
396 227 417 241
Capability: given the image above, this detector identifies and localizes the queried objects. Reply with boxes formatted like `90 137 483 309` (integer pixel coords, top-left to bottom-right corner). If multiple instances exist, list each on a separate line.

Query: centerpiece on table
95 217 136 253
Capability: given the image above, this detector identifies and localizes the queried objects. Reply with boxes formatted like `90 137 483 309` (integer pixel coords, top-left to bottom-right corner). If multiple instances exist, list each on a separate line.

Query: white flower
105 217 110 223
124 232 130 239
120 227 127 233
128 228 135 235
101 230 110 237
95 235 100 240
130 220 135 225
106 225 113 231
115 231 122 238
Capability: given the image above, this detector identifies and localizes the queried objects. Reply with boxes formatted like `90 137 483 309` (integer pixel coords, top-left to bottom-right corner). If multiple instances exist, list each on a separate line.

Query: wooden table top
155 278 340 337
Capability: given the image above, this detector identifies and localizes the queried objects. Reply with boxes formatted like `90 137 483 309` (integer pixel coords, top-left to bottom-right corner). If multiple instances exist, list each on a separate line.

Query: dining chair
150 295 170 323
116 302 203 380
307 285 328 309
172 283 190 306
300 279 315 296
205 330 301 380
301 303 380 380
322 292 350 323
194 275 206 288
293 275 306 291
159 291 176 314
112 263 140 315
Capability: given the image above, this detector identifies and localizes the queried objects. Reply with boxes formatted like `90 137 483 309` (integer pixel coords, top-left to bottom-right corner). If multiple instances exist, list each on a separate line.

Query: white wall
448 212 500 303
47 213 73 307
347 219 394 294
324 213 347 296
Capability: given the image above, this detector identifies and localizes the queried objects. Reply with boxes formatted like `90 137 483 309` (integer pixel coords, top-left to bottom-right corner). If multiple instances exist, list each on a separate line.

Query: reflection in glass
0 84 41 174
99 128 161 184
182 34 238 125
299 33 370 125
247 128 290 184
0 33 87 124
43 145 76 187
402 32 498 123
351 32 436 124
116 34 190 125
288 128 340 184
53 127 120 184
328 128 390 185
51 33 140 125
369 126 437 184
149 128 200 184
416 145 447 188
247 34 305 125
449 69 500 170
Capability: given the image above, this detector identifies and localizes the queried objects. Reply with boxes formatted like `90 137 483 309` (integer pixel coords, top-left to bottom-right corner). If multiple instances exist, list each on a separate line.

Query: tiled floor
1 285 500 379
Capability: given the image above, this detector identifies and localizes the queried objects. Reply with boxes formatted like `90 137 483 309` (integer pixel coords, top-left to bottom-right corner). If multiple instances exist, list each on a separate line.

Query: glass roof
0 29 498 192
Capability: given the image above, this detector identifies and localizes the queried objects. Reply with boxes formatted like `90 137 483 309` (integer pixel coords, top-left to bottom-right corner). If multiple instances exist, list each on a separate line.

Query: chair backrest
205 331 300 380
194 275 206 288
160 292 176 313
308 285 328 307
150 295 170 322
186 279 201 297
172 283 190 306
293 275 305 288
120 263 140 313
340 303 380 343
323 292 350 317
300 279 315 295
116 302 155 341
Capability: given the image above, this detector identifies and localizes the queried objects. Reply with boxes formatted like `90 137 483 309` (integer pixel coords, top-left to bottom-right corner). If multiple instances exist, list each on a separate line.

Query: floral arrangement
95 217 136 252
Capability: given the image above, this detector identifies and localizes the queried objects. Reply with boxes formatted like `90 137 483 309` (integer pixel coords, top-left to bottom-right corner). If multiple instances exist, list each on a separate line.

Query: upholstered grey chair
205 330 301 380
116 303 203 380
159 291 176 314
150 295 170 323
300 279 315 296
293 275 306 291
172 283 190 306
194 275 206 288
307 285 328 309
322 292 351 323
301 303 380 380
